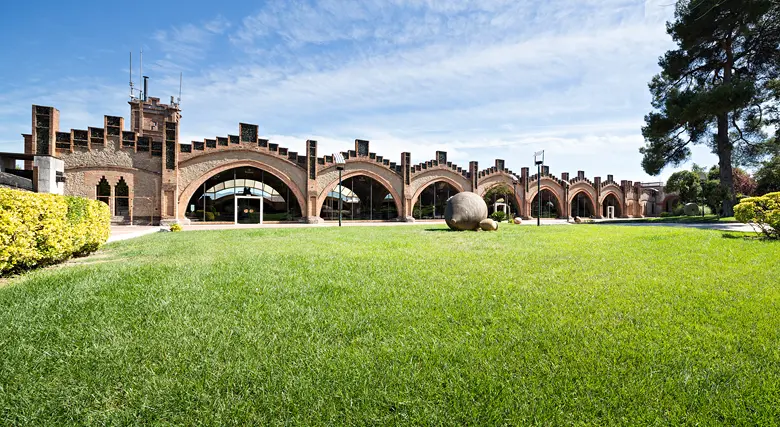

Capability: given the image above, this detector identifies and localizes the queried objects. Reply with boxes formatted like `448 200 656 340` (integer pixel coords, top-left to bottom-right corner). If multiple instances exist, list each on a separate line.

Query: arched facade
25 101 653 224
315 166 403 220
178 157 307 222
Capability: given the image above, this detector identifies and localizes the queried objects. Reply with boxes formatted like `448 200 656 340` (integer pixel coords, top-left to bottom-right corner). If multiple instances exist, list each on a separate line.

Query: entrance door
235 196 263 224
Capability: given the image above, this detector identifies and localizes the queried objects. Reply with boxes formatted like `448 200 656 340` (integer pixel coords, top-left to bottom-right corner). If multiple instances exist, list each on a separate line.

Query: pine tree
640 0 780 216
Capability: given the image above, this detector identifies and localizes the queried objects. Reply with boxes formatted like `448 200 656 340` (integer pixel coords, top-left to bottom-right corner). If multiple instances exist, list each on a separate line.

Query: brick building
12 93 673 225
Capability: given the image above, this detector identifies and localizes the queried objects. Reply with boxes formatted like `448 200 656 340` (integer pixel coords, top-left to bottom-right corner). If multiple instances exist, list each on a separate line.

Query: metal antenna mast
178 72 182 106
129 52 134 100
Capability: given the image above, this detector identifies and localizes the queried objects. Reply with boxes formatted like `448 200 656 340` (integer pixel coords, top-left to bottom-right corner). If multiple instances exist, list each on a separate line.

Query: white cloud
0 1 721 182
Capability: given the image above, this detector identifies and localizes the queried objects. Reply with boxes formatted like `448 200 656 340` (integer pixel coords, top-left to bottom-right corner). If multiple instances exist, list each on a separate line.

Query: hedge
734 191 780 239
0 188 111 275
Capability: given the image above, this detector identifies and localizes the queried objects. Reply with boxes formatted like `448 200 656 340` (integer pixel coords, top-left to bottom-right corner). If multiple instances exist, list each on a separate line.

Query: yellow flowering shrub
734 192 780 239
0 188 110 275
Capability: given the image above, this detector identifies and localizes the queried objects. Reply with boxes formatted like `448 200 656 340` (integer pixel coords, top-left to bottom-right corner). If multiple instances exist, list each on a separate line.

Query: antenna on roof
178 72 182 106
129 52 134 100
139 48 143 101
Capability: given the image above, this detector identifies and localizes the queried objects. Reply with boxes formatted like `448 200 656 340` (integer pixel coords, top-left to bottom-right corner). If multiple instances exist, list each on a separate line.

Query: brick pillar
594 176 602 218
160 120 179 224
469 161 479 193
521 167 529 219
400 152 413 221
304 140 323 223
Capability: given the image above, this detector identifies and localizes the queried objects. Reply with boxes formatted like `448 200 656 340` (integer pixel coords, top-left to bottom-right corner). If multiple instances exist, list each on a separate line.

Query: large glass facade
530 189 560 218
185 167 302 223
413 181 459 219
320 175 398 221
570 192 594 218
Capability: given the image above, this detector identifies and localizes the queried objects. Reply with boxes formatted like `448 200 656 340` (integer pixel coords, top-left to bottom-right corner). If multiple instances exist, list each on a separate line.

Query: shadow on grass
424 228 456 232
720 231 779 242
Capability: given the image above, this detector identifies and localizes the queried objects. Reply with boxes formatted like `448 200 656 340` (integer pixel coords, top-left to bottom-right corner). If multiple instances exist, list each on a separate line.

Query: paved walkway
593 220 756 233
107 226 160 243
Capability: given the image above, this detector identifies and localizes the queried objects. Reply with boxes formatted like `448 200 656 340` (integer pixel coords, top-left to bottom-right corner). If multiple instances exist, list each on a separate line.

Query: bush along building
6 87 675 225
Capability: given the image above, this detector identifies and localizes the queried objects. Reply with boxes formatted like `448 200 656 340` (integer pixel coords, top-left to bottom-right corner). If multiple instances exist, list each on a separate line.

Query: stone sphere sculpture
683 203 699 216
445 192 488 231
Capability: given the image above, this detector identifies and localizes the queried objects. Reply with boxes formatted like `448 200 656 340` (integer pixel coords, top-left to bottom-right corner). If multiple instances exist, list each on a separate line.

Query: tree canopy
641 0 780 216
665 170 702 203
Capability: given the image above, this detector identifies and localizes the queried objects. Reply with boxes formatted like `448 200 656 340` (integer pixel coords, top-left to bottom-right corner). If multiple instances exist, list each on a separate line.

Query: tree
755 156 780 194
708 165 757 196
640 0 780 216
665 170 702 203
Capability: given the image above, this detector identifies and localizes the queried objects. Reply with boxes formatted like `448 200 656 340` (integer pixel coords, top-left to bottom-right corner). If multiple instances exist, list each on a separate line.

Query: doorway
234 196 264 224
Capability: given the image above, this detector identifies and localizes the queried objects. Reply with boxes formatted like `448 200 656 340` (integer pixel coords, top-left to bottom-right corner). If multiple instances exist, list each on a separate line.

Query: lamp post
334 153 346 227
534 150 544 226
698 171 707 218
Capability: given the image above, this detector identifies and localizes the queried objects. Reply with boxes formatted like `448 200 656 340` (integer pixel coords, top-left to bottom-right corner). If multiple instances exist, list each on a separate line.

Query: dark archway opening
570 192 594 218
530 189 561 218
96 176 111 206
664 196 680 213
185 166 302 223
602 194 622 218
483 183 520 219
115 177 129 217
413 181 460 219
320 175 398 221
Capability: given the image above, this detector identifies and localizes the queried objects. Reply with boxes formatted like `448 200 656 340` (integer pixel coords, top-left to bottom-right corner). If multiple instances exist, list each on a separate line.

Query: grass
1 225 778 425
600 214 737 224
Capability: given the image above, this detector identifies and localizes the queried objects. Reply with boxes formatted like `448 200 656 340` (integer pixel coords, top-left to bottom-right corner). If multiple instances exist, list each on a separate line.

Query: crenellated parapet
409 151 469 180
316 139 402 176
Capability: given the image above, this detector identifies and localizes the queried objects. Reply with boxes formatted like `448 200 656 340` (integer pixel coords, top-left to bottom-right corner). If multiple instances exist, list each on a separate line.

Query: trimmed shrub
734 192 780 239
0 188 110 275
490 211 507 222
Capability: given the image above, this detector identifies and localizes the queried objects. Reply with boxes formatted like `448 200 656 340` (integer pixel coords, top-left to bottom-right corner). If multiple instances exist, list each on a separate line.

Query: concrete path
592 219 756 233
107 226 160 243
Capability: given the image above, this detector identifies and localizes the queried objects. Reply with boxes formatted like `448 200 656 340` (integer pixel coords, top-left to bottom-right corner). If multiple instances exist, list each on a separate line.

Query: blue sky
0 0 719 181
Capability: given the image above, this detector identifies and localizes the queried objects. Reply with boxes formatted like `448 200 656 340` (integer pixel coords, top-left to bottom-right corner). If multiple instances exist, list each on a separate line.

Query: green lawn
1 225 778 425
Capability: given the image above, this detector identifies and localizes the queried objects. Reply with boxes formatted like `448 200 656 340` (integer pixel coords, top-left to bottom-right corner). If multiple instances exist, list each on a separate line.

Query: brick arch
568 189 597 217
409 176 465 208
599 188 624 217
526 184 565 218
409 168 469 200
477 173 518 197
568 181 597 204
479 181 523 215
315 169 403 219
177 160 306 221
